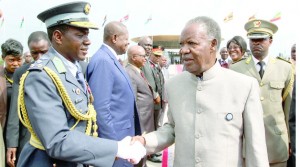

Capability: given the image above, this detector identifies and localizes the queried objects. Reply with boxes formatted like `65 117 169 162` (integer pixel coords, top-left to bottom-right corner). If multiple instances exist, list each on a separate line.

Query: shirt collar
129 63 141 73
103 43 118 60
252 55 269 66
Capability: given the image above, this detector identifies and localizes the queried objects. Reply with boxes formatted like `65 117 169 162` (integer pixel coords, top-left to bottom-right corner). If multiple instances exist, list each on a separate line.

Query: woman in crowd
227 36 247 63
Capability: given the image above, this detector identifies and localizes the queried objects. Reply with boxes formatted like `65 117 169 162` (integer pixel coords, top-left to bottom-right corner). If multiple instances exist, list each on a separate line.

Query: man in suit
5 31 50 167
218 47 232 68
86 21 141 167
230 19 294 167
132 16 269 166
125 45 155 167
138 37 163 163
17 2 145 167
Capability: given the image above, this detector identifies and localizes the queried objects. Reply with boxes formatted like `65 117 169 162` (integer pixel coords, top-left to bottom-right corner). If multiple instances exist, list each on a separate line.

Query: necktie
76 67 86 92
140 71 147 81
257 61 265 78
221 61 229 68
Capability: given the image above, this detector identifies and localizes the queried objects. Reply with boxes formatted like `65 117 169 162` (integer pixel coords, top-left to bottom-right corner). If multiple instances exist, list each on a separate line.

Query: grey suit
125 64 155 134
17 47 117 167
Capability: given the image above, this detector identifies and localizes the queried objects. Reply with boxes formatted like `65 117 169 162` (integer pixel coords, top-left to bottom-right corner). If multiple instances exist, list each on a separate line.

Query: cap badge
253 20 261 28
84 4 91 15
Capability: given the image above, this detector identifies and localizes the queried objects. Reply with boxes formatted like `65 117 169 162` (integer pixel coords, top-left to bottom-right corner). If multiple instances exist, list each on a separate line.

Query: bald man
125 45 155 167
87 21 141 167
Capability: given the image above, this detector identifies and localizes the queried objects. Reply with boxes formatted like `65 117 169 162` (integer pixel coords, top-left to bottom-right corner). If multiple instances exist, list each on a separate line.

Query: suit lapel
261 58 276 82
246 57 261 81
102 45 135 95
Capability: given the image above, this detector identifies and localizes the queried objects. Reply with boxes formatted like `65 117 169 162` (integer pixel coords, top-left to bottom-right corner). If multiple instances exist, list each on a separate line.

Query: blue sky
0 0 298 58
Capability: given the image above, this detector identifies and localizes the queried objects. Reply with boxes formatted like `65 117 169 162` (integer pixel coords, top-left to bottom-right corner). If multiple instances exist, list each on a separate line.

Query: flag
248 14 256 21
270 12 281 22
120 14 129 22
102 15 107 27
0 18 4 28
20 17 24 28
145 15 152 24
224 12 233 23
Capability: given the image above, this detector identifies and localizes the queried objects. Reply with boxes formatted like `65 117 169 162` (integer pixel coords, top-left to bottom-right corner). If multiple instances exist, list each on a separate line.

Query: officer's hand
117 136 146 164
154 96 161 104
6 147 17 167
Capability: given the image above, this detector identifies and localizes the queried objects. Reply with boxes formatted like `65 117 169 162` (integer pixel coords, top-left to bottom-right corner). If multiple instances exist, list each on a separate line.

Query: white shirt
103 43 118 60
252 55 269 72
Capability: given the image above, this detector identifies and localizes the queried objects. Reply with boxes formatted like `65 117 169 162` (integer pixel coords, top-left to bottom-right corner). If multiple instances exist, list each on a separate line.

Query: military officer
230 19 294 167
17 2 145 167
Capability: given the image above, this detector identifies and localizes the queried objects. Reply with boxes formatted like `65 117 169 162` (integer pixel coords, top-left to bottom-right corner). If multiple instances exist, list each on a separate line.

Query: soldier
230 19 294 167
17 2 145 167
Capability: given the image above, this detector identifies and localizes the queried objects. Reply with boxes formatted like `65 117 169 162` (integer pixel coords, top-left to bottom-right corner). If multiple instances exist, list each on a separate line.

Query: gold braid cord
282 67 294 101
18 67 98 150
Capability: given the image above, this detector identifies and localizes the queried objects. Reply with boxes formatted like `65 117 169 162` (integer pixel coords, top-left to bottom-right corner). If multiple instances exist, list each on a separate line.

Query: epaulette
28 60 45 71
276 56 291 64
231 57 246 64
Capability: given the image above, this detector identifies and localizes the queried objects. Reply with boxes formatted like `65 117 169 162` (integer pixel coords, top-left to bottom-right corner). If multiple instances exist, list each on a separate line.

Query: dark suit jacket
17 47 117 167
6 63 32 157
125 64 155 134
289 80 296 155
87 45 141 167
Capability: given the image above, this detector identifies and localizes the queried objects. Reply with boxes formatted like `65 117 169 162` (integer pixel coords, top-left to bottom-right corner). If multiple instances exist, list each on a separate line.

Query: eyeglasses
228 46 240 50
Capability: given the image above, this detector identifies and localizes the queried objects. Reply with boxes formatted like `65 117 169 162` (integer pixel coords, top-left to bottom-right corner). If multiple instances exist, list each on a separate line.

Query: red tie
141 71 146 80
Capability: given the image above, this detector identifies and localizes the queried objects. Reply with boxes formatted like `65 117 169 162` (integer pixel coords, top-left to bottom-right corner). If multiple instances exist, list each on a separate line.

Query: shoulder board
232 57 247 64
276 56 291 64
28 60 45 71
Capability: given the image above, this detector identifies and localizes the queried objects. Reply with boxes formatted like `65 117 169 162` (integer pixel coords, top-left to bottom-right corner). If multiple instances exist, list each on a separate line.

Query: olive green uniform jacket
230 56 293 163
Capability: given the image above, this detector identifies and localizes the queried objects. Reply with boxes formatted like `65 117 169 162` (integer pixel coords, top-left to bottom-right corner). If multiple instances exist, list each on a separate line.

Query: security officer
17 2 145 167
230 19 294 167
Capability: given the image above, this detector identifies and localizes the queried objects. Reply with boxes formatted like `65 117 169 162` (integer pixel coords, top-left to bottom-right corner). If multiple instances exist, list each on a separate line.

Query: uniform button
197 85 202 91
195 157 200 163
195 133 200 139
197 109 201 114
260 82 264 86
260 97 264 101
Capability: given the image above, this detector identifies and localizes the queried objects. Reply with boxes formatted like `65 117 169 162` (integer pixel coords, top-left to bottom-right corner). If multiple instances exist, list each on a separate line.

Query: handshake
116 136 146 164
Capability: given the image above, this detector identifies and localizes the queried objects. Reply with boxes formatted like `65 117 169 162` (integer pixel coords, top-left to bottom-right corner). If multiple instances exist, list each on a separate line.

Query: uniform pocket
269 82 285 102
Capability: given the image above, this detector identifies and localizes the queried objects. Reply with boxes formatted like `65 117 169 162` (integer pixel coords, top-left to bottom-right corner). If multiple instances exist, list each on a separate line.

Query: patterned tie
76 66 86 92
257 61 265 78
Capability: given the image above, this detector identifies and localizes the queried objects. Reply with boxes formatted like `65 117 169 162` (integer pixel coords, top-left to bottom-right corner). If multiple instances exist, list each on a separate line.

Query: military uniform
17 47 118 167
17 2 118 167
230 19 294 166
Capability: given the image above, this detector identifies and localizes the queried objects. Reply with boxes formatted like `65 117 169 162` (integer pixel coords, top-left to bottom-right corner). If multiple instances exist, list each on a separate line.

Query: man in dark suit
125 45 155 167
17 2 145 167
5 31 50 167
86 21 141 167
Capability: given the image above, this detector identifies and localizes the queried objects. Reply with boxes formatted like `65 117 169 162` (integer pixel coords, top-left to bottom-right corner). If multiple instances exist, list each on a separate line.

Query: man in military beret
230 19 294 167
17 2 145 167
